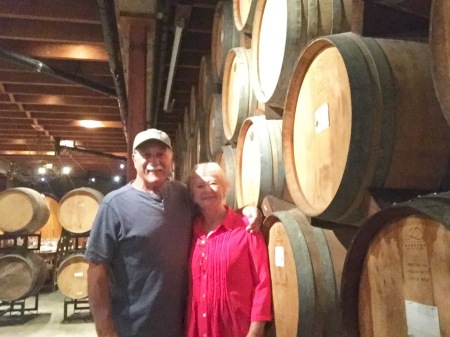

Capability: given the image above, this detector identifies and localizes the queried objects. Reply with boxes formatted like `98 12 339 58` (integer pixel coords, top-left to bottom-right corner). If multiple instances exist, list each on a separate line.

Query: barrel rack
55 229 92 323
0 233 42 325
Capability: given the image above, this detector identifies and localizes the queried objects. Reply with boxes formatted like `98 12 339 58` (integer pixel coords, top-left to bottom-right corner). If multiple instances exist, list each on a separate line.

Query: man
85 129 260 337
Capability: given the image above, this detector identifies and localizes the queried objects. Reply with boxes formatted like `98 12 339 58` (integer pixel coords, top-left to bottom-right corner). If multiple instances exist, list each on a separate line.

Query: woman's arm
88 261 118 337
246 321 266 337
247 232 273 334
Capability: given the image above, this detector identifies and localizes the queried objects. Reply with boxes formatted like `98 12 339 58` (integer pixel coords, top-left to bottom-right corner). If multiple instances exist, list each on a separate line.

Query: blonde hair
187 162 230 196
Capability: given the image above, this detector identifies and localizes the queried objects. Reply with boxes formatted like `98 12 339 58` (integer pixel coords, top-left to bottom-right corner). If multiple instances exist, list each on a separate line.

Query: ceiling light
78 120 103 128
89 177 96 183
0 150 55 156
60 140 75 148
113 175 121 182
38 167 46 175
119 163 125 170
73 120 123 129
62 166 71 175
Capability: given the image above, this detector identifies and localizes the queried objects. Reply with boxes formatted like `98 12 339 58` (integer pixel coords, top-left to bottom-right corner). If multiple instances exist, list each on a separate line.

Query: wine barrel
264 208 348 337
233 0 257 33
181 135 195 182
235 116 285 208
57 253 89 299
211 1 241 83
39 195 63 239
222 47 257 143
214 145 237 209
0 248 48 301
206 94 227 160
189 85 198 136
430 0 450 125
58 187 104 234
251 0 354 107
183 106 191 139
198 55 219 113
194 120 208 164
341 192 450 337
369 0 431 18
283 32 450 225
0 187 50 234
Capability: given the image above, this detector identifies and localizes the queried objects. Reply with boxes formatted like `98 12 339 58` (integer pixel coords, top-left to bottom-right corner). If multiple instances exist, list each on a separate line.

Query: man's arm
88 261 118 337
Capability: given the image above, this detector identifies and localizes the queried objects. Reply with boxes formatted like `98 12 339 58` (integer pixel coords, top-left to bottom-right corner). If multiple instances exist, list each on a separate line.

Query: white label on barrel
74 272 84 277
405 301 441 337
315 103 330 133
275 246 284 267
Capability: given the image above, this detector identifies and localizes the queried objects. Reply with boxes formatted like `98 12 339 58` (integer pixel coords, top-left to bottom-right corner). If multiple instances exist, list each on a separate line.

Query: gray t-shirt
85 181 194 337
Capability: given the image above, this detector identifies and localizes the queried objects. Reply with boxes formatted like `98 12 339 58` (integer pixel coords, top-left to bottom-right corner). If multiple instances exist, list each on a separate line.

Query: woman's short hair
187 162 230 196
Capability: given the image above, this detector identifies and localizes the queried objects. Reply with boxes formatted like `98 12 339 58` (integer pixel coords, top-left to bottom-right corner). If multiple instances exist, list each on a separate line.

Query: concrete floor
0 290 96 337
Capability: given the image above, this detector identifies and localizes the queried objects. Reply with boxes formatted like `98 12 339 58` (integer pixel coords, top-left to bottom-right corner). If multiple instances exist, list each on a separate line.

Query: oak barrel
58 187 104 234
222 47 257 143
39 194 63 239
233 0 257 32
341 192 450 337
430 0 450 125
251 0 354 107
264 208 347 337
0 187 50 234
235 116 285 208
214 145 237 209
189 85 198 136
198 55 219 113
183 106 191 139
0 248 48 301
57 253 89 299
211 1 240 83
194 120 208 164
206 94 227 160
283 32 450 225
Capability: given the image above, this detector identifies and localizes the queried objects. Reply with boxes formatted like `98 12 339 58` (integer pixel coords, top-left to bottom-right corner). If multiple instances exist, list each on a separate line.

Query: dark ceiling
0 0 217 182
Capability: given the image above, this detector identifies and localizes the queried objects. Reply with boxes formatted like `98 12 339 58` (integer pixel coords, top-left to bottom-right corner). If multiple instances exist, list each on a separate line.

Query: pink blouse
186 206 272 337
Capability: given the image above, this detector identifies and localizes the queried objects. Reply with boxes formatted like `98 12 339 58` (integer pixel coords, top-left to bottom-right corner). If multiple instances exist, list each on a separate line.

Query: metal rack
62 297 91 323
0 233 41 251
0 294 39 325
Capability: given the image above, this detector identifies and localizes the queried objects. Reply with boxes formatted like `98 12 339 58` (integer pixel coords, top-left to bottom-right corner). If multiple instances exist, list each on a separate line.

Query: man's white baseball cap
132 128 172 150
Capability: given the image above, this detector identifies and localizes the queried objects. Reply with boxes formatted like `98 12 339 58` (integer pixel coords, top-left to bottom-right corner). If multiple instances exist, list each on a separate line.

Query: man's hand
242 205 263 233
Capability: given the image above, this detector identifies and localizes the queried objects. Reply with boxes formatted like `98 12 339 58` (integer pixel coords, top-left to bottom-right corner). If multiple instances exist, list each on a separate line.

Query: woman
186 162 272 337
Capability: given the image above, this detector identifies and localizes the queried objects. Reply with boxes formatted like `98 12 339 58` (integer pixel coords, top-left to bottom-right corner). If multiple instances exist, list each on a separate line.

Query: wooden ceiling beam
3 84 107 97
0 0 101 23
0 59 111 75
22 105 120 114
0 18 103 44
11 95 118 107
0 70 114 87
0 40 109 61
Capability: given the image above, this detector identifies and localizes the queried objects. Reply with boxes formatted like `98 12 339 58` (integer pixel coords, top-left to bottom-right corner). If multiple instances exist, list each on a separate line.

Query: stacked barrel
174 0 450 336
0 186 103 306
0 188 50 302
56 187 103 300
